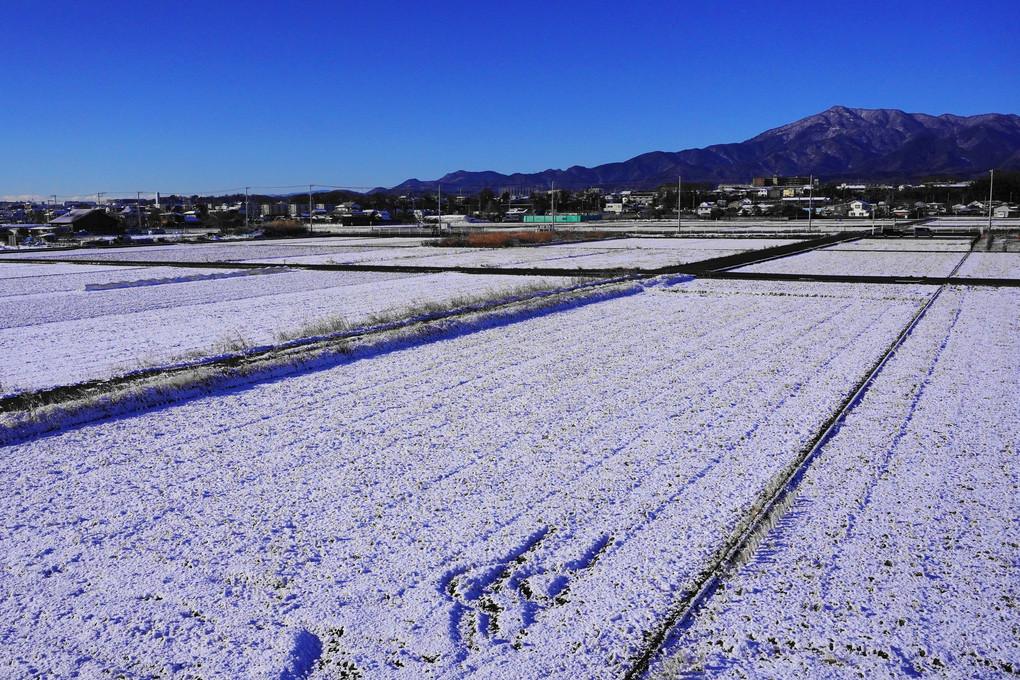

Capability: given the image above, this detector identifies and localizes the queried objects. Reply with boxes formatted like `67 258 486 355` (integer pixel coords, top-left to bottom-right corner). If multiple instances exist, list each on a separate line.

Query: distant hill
388 106 1020 192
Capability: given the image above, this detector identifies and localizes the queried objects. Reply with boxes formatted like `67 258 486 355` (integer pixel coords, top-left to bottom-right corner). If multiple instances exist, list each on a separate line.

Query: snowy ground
821 238 972 252
647 285 1020 678
2 235 1017 679
0 237 809 396
733 249 968 278
0 241 364 264
0 236 803 270
0 278 935 679
0 264 575 396
239 238 804 270
954 252 1020 278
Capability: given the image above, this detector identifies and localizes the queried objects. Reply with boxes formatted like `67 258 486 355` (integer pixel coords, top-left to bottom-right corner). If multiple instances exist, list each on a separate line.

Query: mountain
388 107 1020 192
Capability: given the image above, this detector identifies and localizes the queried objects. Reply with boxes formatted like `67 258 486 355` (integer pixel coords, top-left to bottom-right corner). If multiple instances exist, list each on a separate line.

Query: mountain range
388 106 1020 192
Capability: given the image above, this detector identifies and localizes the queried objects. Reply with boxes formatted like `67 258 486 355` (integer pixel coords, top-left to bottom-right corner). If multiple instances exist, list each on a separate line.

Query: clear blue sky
3 0 1017 200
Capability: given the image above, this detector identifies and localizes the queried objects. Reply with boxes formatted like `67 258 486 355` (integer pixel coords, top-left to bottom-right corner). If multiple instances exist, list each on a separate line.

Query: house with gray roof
48 209 123 234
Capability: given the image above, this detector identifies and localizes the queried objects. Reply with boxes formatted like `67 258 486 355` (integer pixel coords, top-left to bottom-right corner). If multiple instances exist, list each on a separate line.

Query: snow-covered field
648 285 1020 678
551 238 802 251
3 234 1017 679
822 238 973 252
0 262 219 297
0 278 934 678
307 243 732 270
0 236 809 395
261 237 801 270
0 241 362 264
954 252 1020 279
925 217 1018 230
0 236 804 270
734 249 967 277
0 265 574 396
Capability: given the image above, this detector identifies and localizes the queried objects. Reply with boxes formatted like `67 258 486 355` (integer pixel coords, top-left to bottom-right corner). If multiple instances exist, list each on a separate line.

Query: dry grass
276 278 597 343
276 315 353 343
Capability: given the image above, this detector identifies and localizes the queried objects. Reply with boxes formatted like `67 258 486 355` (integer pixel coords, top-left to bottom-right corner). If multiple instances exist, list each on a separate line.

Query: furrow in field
646 285 1020 678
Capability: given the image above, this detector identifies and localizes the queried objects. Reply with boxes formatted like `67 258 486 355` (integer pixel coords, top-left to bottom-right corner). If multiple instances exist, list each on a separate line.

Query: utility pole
245 186 250 231
987 169 994 235
808 176 814 231
550 181 555 230
308 185 313 233
677 176 682 234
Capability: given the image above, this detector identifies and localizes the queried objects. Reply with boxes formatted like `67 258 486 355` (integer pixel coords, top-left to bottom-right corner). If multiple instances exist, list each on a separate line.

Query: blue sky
3 0 1018 200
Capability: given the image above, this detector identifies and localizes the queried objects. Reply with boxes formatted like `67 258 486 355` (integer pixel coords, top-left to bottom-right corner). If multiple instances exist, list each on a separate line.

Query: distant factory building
752 175 812 187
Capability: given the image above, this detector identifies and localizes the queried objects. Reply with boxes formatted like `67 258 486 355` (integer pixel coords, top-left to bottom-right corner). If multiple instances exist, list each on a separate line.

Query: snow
325 244 735 270
0 239 402 264
80 268 288 291
550 237 803 251
0 262 182 296
954 252 1020 279
3 234 1017 678
734 249 967 277
647 284 1020 678
0 266 573 396
0 277 934 678
822 238 973 252
0 236 805 270
0 237 816 395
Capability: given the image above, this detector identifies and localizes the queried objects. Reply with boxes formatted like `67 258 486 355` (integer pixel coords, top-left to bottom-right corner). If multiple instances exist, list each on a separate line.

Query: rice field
1 234 1017 678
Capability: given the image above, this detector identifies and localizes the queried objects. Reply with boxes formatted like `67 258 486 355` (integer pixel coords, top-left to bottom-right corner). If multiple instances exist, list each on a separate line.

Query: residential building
48 209 123 234
260 202 290 218
848 200 872 218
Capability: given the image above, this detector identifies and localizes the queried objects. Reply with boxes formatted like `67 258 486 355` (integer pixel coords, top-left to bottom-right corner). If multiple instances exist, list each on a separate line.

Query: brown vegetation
261 220 308 238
